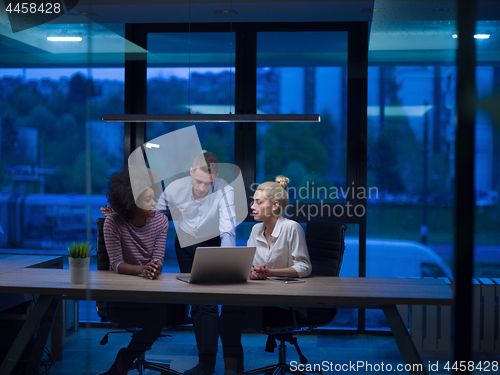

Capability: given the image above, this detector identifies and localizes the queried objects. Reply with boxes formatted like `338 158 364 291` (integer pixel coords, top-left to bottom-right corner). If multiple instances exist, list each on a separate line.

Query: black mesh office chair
96 217 186 375
244 220 347 375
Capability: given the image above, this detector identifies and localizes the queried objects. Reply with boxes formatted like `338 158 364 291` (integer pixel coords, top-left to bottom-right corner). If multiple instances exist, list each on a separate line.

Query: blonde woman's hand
250 264 267 280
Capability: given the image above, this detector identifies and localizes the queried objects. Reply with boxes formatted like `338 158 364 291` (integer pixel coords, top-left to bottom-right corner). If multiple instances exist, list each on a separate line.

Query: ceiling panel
0 1 499 66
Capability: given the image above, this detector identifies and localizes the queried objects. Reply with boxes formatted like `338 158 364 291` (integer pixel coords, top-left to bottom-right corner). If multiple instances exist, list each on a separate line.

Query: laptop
176 246 256 283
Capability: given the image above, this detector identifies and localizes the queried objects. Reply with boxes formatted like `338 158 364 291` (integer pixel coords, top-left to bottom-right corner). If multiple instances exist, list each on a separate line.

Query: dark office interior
0 1 499 374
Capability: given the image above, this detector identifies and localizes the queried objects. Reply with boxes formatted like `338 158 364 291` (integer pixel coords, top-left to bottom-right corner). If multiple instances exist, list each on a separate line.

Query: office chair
96 217 186 375
244 220 347 375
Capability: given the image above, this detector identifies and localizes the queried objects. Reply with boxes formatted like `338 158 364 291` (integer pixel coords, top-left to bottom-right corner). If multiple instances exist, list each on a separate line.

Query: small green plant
67 242 95 258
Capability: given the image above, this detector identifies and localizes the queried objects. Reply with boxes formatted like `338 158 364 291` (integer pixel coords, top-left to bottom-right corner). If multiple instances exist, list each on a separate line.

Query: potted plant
67 242 95 284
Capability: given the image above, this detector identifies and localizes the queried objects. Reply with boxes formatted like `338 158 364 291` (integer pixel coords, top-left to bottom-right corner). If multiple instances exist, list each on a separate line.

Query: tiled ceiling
0 1 498 66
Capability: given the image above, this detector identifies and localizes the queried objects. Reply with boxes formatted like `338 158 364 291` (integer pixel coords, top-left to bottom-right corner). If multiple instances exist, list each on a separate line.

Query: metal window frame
123 21 368 330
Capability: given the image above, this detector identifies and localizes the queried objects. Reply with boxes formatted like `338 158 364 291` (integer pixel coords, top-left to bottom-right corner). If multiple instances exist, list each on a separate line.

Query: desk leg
383 305 427 375
25 296 60 374
0 295 59 375
51 261 64 361
74 299 79 332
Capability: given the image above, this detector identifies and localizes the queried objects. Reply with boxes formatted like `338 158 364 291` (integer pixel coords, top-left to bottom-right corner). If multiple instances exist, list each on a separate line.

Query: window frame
124 21 368 330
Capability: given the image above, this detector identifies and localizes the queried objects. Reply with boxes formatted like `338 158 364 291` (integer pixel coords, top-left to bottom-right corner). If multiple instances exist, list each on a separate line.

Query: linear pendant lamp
101 114 320 123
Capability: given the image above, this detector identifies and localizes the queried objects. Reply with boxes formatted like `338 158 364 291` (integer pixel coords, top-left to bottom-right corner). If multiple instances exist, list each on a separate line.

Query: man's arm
156 185 172 218
220 231 235 247
219 187 236 247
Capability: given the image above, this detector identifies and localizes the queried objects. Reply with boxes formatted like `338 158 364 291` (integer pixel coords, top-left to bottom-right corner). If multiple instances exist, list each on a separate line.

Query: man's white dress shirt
156 176 236 247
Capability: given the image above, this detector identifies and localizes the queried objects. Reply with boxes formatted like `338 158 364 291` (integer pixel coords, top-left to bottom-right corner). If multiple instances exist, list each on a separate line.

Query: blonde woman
101 168 168 375
219 176 312 375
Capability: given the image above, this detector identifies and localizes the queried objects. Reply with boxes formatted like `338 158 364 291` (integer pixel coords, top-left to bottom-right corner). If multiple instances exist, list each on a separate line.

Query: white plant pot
69 257 90 284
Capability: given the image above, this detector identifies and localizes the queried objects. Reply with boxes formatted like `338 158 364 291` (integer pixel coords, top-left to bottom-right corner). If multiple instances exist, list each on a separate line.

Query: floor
42 325 464 375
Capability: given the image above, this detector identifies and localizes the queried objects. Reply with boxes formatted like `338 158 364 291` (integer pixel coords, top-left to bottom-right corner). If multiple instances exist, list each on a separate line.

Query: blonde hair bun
275 175 290 189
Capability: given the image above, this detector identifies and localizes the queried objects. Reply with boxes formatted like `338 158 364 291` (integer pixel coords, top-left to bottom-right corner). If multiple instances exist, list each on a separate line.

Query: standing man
156 152 236 375
102 152 237 375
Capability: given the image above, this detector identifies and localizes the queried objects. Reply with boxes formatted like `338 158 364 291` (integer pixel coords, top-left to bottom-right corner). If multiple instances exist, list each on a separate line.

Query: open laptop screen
176 246 256 283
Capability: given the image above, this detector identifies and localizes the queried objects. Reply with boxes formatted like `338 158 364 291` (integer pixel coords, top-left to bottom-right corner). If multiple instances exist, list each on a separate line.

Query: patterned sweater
103 212 168 273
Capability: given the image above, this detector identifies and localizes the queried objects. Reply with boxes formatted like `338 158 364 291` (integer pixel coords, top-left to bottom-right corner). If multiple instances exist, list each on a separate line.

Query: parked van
334 237 453 329
340 237 453 279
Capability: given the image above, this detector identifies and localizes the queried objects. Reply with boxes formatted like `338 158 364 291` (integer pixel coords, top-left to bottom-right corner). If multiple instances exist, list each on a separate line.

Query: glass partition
474 65 500 278
366 65 455 278
256 32 348 202
146 32 236 259
146 32 235 159
365 19 500 330
0 23 125 252
0 21 126 324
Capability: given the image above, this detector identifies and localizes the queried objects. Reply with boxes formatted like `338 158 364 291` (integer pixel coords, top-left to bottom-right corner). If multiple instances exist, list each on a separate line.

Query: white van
332 237 453 329
339 237 453 279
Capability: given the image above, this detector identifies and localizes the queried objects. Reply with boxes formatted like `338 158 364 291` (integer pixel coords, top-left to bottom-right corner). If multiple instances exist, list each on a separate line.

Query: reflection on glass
256 32 348 203
363 63 500 320
0 68 124 250
129 127 247 248
145 32 236 199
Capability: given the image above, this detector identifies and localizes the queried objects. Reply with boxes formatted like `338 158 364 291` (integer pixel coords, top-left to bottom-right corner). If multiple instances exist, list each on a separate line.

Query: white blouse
247 216 312 278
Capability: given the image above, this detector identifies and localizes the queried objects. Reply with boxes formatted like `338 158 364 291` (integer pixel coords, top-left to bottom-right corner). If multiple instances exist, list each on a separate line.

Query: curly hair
107 168 140 222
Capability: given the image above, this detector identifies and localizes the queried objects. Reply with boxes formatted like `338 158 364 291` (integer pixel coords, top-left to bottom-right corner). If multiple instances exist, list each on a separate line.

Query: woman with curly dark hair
101 167 169 375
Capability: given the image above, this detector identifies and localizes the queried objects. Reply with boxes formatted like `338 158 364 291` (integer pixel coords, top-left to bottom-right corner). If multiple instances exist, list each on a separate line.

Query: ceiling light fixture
102 0 318 126
67 11 97 17
47 36 82 42
101 114 320 123
213 10 238 15
361 8 385 14
452 34 490 39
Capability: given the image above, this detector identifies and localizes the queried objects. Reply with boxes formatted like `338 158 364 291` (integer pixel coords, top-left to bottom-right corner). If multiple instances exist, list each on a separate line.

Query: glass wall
256 32 348 202
0 21 126 323
0 20 126 251
364 21 500 328
146 32 235 161
2 16 498 332
366 66 455 277
146 32 236 257
366 59 500 281
255 30 363 330
474 66 500 278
